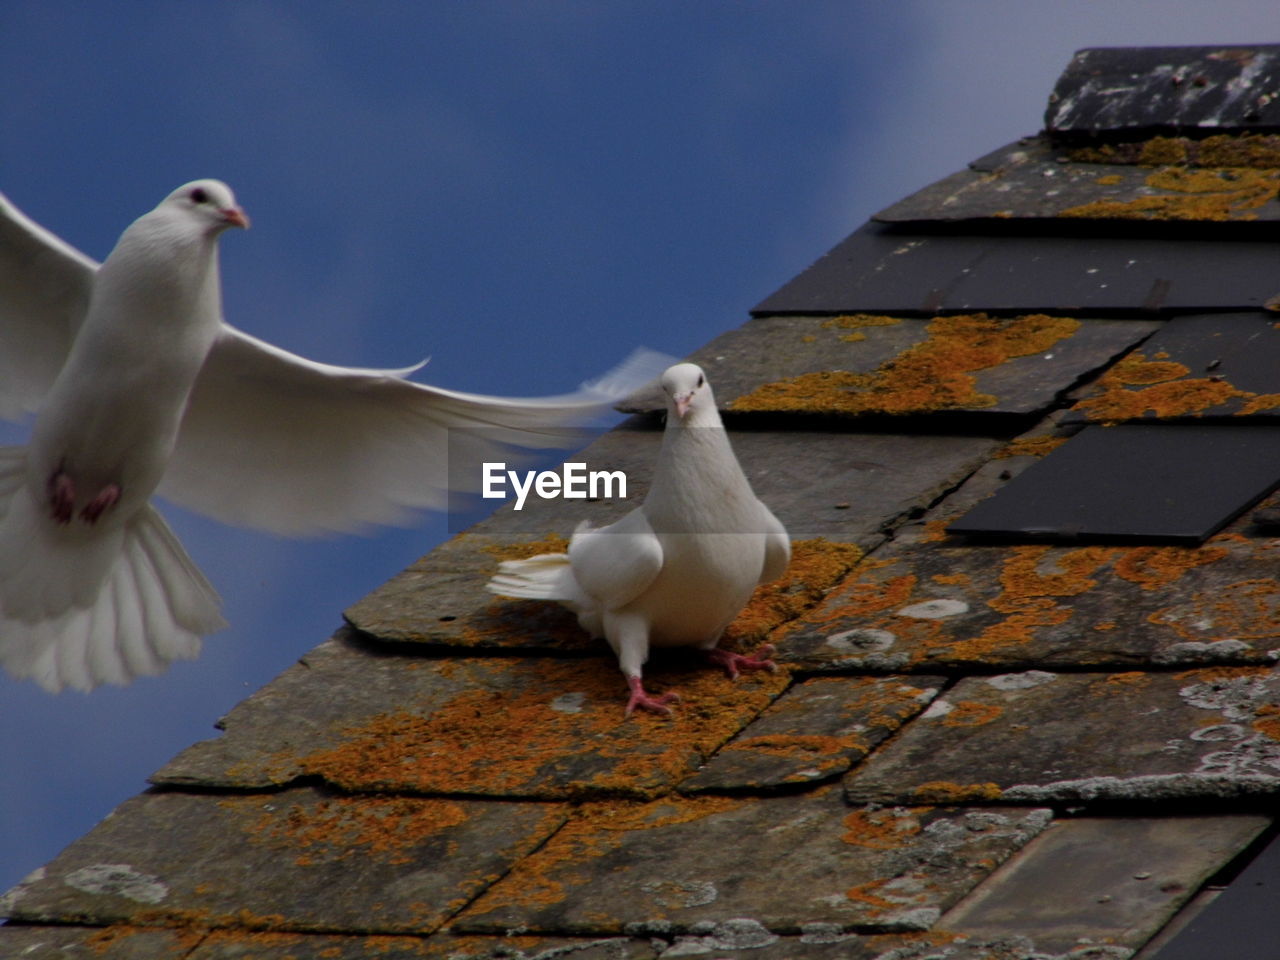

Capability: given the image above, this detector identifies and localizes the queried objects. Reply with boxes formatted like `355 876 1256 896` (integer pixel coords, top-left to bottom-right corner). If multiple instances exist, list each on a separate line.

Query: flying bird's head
162 179 250 233
660 362 710 420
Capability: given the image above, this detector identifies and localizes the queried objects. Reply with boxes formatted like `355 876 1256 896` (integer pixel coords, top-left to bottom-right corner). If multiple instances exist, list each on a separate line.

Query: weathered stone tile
779 482 1280 673
454 788 1051 936
939 815 1270 956
157 638 790 799
349 431 1000 652
191 930 658 959
0 924 200 959
678 675 945 793
4 786 566 935
620 315 1158 418
842 667 1280 804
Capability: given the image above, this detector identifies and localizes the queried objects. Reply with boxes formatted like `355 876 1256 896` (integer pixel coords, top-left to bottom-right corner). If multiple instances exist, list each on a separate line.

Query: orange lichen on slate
939 701 1004 727
910 781 1003 802
300 658 787 799
484 533 572 561
1151 578 1280 645
464 796 743 914
1071 133 1280 169
87 925 206 955
224 794 469 867
722 538 864 648
1113 545 1229 591
993 435 1068 459
1253 704 1280 741
822 313 904 343
1061 166 1280 221
729 313 1080 415
841 807 925 850
1074 351 1258 421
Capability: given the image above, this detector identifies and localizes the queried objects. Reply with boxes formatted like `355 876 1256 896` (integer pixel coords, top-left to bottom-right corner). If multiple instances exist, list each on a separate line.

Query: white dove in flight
487 362 791 715
0 179 663 692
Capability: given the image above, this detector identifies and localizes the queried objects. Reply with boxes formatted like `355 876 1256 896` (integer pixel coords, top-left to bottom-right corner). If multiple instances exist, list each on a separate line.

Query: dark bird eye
189 187 209 204
696 374 704 387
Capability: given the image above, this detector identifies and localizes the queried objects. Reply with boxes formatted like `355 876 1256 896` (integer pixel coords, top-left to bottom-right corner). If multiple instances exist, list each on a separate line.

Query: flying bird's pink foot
625 675 680 717
80 484 122 524
47 469 75 525
706 642 778 679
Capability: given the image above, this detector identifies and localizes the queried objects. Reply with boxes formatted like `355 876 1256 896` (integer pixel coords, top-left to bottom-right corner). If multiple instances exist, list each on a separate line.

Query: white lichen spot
640 878 718 909
878 906 942 931
1154 640 1252 665
826 628 896 653
921 698 954 719
549 691 587 714
896 598 969 620
1191 724 1246 742
984 670 1058 691
64 864 168 904
663 918 779 955
798 922 857 945
1180 674 1273 720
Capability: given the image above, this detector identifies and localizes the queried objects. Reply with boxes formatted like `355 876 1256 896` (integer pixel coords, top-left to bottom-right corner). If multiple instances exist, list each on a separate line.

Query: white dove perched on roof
0 179 664 693
487 362 791 715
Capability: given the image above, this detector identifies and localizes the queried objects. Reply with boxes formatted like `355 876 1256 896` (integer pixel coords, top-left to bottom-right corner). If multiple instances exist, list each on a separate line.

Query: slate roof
5 43 1280 960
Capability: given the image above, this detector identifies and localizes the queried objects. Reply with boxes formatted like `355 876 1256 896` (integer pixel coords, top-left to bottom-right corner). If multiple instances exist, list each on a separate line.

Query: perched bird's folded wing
761 510 793 584
0 191 98 419
568 510 664 610
160 327 667 536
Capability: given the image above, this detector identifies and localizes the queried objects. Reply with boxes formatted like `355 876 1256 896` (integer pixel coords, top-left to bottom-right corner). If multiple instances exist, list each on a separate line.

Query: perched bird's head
660 362 710 420
161 179 250 233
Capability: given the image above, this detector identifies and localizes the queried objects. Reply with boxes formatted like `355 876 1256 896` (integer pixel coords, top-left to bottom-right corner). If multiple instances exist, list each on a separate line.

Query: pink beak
222 206 250 229
675 394 693 418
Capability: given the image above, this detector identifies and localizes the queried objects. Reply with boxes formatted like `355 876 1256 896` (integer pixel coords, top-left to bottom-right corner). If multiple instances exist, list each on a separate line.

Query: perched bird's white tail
486 552 580 602
0 448 226 692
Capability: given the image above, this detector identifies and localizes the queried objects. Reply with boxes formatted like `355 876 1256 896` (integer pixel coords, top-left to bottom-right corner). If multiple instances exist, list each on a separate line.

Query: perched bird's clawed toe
625 676 680 717
80 484 122 524
706 643 778 679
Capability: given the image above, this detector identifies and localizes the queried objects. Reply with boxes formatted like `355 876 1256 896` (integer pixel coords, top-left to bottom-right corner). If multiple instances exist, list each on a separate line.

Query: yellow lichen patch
939 701 1004 727
1113 545 1229 591
822 313 904 343
1070 134 1280 169
932 572 972 586
1074 352 1254 421
1096 672 1154 696
841 807 924 850
222 794 469 867
722 538 864 648
465 795 744 914
729 314 1081 415
1062 166 1280 221
299 658 787 799
910 781 1003 802
993 435 1068 459
724 733 848 759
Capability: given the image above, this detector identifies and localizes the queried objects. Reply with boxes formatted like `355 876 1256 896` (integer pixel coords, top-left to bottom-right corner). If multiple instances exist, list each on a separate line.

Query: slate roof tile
8 41 1280 960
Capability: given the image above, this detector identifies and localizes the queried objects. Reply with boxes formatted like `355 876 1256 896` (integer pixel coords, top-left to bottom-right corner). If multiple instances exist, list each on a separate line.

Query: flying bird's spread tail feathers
487 551 578 602
0 448 224 692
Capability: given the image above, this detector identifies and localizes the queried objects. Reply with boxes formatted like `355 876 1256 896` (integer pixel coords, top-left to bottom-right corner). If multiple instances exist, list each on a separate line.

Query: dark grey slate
619 314 1159 418
751 223 1280 317
939 816 1270 955
3 786 567 935
678 674 946 792
947 424 1280 544
455 788 1051 936
1046 46 1280 138
191 931 659 959
1147 828 1280 960
779 461 1280 675
874 139 1280 225
841 668 1280 805
154 633 790 800
0 923 197 959
1068 313 1280 422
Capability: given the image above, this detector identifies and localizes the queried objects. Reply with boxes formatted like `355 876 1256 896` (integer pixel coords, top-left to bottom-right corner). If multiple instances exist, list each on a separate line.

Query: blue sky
1 1 1276 892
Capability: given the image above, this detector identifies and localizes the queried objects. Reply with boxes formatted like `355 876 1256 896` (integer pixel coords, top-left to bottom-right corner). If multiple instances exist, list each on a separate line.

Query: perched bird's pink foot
706 642 778 679
80 484 122 524
625 675 680 717
47 469 76 525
